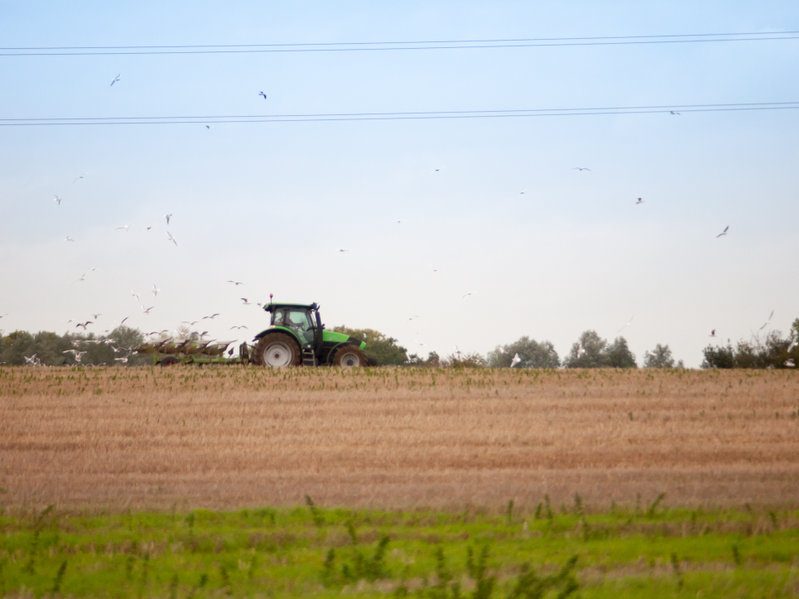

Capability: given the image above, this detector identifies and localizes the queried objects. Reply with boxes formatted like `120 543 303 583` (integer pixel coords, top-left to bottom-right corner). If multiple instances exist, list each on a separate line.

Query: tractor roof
264 302 318 312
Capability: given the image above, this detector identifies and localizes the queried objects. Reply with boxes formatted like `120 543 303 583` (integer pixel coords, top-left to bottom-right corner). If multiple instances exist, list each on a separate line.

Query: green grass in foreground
1 497 798 598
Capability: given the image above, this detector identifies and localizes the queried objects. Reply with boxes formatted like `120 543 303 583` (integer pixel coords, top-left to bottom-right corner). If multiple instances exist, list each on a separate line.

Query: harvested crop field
1 366 797 512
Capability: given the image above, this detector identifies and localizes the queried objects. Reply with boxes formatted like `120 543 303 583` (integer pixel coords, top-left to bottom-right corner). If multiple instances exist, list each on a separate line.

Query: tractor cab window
273 308 314 346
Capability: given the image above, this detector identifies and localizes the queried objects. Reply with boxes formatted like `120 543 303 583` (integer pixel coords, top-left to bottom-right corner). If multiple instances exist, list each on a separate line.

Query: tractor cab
267 303 321 348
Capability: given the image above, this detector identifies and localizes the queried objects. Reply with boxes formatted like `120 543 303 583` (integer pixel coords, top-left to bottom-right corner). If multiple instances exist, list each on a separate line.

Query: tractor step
301 347 317 367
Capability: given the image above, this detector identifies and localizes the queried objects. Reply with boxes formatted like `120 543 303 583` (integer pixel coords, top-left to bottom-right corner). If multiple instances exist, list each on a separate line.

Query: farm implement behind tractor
135 338 243 366
135 298 377 367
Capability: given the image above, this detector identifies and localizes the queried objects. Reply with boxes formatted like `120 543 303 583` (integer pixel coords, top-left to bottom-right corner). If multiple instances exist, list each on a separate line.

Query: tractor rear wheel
253 333 301 368
332 345 368 367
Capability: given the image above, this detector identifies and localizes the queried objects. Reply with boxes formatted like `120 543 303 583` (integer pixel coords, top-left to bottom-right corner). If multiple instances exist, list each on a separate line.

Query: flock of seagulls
3 78 771 366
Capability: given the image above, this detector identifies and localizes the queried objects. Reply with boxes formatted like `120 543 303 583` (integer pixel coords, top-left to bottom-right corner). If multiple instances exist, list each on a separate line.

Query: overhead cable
2 101 798 126
1 31 798 56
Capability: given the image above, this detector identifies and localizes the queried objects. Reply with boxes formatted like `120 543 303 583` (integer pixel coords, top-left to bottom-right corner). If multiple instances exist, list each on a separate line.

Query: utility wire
2 101 798 126
2 31 798 56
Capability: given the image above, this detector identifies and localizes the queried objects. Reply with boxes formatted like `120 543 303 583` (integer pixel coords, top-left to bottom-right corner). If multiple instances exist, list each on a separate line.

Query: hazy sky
2 1 798 367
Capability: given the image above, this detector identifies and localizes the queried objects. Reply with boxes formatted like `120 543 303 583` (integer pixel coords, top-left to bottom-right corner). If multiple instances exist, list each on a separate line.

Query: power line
2 101 798 126
2 31 798 56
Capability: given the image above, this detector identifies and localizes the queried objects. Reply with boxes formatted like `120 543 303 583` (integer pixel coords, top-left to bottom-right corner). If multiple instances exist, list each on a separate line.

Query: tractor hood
323 330 366 350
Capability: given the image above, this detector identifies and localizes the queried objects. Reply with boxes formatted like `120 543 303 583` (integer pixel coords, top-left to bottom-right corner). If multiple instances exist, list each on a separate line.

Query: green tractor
250 301 376 368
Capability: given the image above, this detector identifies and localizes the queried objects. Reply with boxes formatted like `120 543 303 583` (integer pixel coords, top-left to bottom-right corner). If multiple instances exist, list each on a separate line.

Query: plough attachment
135 338 242 365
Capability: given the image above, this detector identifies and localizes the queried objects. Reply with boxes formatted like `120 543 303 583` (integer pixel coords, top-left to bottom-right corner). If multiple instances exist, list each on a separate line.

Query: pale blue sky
2 1 798 366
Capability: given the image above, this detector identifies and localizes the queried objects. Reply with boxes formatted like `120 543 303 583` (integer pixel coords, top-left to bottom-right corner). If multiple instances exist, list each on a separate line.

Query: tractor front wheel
332 346 368 367
253 333 301 368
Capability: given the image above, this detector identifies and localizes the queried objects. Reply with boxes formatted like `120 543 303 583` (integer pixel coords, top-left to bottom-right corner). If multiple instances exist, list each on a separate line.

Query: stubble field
1 366 797 512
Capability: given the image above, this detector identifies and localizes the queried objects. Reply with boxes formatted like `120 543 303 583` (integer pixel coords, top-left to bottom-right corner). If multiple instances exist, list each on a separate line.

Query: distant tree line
701 319 799 369
0 327 148 366
2 318 797 369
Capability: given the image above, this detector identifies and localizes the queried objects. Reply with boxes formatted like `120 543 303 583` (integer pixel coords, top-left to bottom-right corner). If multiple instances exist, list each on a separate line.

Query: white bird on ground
510 353 522 368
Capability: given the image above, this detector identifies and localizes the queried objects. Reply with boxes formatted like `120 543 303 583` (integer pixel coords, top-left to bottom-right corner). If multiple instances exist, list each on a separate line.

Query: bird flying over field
110 74 120 86
65 235 75 242
510 353 522 368
63 349 87 363
635 197 644 205
227 280 244 286
716 226 729 238
258 91 267 99
167 231 178 246
759 310 774 330
53 195 62 205
165 213 173 225
573 167 591 172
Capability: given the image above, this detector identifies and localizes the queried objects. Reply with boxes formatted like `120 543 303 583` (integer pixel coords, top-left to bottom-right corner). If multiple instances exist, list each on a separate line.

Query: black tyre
332 345 368 367
253 333 301 368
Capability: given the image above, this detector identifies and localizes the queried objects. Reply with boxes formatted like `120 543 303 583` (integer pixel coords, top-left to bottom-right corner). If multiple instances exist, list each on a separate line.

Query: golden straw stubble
1 366 797 511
